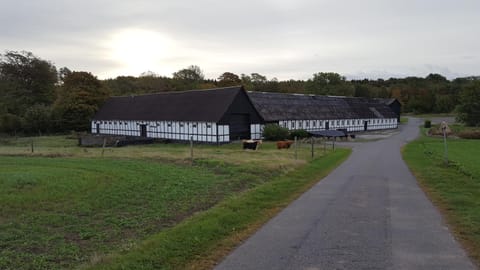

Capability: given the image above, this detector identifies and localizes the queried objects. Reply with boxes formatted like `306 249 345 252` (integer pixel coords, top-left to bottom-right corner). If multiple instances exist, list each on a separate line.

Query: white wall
91 120 230 143
277 118 398 132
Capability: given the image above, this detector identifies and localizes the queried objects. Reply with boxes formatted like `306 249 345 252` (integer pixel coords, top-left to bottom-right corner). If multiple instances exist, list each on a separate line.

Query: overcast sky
1 0 479 80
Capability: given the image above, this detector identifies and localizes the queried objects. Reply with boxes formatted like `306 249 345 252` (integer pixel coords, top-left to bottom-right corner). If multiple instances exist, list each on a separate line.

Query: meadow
0 136 349 269
403 127 480 265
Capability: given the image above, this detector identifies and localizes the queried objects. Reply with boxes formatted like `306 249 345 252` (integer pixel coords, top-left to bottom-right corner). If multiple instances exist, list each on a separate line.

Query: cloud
1 0 479 80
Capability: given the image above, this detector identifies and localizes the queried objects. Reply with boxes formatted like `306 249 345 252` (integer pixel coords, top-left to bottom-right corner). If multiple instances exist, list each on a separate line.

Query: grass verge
87 149 351 270
403 129 480 266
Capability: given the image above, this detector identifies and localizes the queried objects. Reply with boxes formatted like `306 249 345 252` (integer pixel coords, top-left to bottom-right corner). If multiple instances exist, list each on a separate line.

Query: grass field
0 136 349 269
403 128 480 265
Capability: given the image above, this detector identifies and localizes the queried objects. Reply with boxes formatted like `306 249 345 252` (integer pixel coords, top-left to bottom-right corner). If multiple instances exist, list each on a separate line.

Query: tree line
1 51 479 135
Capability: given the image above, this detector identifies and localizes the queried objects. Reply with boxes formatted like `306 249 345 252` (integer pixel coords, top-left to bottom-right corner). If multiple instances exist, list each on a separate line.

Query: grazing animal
242 140 262 150
276 140 294 149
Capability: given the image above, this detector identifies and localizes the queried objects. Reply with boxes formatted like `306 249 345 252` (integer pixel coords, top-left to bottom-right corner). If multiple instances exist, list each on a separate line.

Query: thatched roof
93 86 244 122
247 92 398 121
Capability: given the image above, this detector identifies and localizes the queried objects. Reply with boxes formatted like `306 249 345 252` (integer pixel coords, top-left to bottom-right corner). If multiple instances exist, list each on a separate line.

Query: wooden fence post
101 137 106 157
294 136 297 160
311 136 314 159
190 136 194 165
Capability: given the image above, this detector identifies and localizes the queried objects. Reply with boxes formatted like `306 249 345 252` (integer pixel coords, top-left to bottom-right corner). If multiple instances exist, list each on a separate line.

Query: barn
247 91 399 133
374 98 401 122
91 86 263 143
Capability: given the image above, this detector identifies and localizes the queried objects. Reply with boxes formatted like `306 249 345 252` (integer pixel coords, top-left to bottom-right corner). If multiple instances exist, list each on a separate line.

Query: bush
289 129 310 140
424 120 431 128
262 124 289 141
458 130 480 139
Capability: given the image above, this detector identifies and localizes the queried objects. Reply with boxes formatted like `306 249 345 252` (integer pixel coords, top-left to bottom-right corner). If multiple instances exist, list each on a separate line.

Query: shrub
458 130 480 139
424 120 431 128
262 124 289 141
289 129 310 140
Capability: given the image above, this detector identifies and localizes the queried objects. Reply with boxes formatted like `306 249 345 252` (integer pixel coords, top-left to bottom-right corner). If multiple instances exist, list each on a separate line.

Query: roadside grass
86 148 351 270
400 117 409 124
403 129 480 265
0 136 348 269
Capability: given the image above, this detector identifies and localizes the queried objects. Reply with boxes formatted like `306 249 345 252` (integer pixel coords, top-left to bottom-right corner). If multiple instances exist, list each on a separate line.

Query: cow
276 140 294 149
242 140 262 150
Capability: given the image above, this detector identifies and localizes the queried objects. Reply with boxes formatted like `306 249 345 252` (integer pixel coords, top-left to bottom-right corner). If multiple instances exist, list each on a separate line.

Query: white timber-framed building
92 86 400 143
92 86 263 143
247 91 399 134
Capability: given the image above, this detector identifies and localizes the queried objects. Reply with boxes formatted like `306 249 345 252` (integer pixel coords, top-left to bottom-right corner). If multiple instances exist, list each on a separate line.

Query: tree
172 65 205 90
217 72 241 87
23 104 52 134
456 81 480 126
54 71 110 131
172 65 204 81
0 113 22 135
305 72 354 96
0 51 57 115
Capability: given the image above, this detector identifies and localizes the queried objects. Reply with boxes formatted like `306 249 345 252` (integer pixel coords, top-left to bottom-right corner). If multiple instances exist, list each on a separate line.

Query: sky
1 0 479 80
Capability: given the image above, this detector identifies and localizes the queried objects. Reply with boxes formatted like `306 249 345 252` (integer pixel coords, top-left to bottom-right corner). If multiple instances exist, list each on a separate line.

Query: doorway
140 124 147 137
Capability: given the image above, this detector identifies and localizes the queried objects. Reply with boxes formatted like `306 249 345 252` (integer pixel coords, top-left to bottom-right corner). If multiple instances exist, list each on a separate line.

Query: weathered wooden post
442 121 448 166
190 136 194 165
294 136 298 160
101 137 106 157
311 136 314 159
31 140 34 153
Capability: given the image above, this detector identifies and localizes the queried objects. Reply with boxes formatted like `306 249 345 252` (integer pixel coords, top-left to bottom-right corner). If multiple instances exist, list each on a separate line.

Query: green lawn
0 136 349 269
403 129 480 264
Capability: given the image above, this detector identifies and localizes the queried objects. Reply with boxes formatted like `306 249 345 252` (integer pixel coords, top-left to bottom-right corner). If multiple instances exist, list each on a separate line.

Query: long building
92 86 400 142
248 91 399 135
91 86 263 143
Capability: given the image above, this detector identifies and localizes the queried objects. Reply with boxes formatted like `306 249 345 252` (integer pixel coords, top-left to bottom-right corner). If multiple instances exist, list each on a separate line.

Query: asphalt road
215 118 476 270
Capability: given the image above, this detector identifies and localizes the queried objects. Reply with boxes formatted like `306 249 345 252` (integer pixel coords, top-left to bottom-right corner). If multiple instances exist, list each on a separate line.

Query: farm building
374 98 401 122
92 86 400 142
91 86 263 143
247 91 399 133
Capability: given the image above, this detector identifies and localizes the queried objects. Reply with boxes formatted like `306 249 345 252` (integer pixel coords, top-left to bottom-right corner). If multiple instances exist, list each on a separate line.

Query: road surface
215 118 475 270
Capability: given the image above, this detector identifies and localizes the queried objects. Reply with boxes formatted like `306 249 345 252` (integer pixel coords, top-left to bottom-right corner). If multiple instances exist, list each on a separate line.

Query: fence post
442 122 448 166
294 136 298 160
31 140 34 153
190 136 194 165
101 137 106 157
311 136 314 159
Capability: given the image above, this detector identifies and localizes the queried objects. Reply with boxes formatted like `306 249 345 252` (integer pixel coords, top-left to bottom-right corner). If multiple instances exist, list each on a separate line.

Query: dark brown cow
242 140 262 150
276 140 294 149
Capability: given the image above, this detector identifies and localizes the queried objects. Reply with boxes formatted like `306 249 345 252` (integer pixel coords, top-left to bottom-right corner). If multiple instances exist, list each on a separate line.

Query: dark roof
247 92 397 121
93 86 244 122
373 98 398 106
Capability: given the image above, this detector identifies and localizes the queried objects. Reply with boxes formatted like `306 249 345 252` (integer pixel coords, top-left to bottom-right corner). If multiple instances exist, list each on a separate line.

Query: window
313 121 316 127
206 124 212 128
306 121 309 127
192 124 197 128
291 122 295 129
336 120 339 125
180 123 184 127
299 121 302 128
167 122 172 127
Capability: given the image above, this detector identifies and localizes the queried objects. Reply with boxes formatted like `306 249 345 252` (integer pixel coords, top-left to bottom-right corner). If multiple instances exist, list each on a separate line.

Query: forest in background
1 50 479 135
